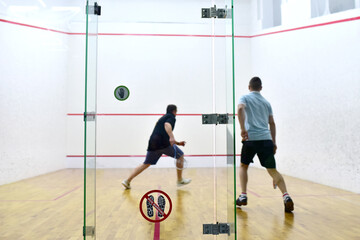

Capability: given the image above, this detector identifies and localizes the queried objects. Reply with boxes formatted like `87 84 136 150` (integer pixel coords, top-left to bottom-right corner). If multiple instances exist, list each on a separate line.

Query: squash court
1 0 360 239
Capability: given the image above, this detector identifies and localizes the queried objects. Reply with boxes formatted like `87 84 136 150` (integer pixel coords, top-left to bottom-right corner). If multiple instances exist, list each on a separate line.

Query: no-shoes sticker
139 190 172 223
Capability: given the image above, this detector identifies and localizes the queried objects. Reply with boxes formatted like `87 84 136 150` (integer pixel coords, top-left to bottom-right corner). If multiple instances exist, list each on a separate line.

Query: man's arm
269 115 277 154
164 122 186 146
237 104 248 141
164 122 176 146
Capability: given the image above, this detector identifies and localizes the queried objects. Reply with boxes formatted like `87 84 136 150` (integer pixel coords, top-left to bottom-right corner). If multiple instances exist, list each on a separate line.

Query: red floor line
86 210 95 217
0 199 52 202
259 193 360 198
0 185 82 202
153 188 162 240
53 185 82 201
247 189 261 198
153 220 160 240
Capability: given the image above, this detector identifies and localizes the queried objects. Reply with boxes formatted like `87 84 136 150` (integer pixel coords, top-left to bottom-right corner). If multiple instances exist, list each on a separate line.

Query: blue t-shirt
238 91 273 141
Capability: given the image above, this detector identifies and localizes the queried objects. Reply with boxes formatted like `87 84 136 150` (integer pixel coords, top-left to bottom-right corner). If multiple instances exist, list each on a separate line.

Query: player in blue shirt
237 77 294 213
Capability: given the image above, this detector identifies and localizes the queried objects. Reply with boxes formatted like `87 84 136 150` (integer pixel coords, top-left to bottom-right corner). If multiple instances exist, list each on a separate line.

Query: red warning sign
139 190 172 223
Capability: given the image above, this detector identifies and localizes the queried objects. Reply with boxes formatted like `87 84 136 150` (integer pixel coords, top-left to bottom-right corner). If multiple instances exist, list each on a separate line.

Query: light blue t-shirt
238 91 273 141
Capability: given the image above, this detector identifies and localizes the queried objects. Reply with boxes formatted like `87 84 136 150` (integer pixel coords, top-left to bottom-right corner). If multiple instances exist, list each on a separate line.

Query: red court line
153 186 163 240
0 185 82 202
67 113 203 116
53 185 82 200
99 33 236 38
245 190 359 198
2 16 360 38
67 154 240 158
0 199 52 202
259 193 360 198
154 214 161 240
68 113 237 117
250 16 360 38
0 18 83 35
247 189 261 198
86 210 95 217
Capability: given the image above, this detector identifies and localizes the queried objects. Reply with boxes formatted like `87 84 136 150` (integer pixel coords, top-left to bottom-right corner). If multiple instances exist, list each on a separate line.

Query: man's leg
240 163 249 193
266 168 287 194
176 155 184 181
237 141 255 207
122 163 151 189
176 154 191 186
267 168 294 212
127 163 151 182
236 163 249 207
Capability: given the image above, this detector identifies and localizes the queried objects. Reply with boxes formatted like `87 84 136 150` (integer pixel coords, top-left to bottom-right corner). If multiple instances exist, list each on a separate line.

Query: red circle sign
139 190 172 223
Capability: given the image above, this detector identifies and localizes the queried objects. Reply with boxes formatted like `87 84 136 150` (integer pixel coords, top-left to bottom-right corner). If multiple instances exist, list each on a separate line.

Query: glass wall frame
83 0 236 239
83 0 99 239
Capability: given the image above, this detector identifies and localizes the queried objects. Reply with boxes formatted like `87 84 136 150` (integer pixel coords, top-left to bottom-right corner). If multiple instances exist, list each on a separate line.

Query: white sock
283 192 290 200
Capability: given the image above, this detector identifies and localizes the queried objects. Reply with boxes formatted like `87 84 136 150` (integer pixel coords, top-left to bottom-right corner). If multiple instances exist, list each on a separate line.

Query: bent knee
267 169 283 179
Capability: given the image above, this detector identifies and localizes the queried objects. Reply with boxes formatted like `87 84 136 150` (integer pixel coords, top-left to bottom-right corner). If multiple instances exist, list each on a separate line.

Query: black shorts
241 140 276 169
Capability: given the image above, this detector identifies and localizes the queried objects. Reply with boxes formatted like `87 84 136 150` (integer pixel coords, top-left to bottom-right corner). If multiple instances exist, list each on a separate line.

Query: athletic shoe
177 178 191 187
158 195 166 217
122 180 131 189
284 196 294 212
236 195 248 207
146 195 154 217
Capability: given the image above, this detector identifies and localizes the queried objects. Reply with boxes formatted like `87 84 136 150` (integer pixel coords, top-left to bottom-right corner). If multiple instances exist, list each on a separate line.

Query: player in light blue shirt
238 90 273 141
236 77 294 213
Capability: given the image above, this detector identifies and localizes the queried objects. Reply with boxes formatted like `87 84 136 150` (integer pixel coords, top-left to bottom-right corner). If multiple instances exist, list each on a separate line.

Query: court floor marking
0 185 82 202
247 188 359 198
153 187 162 240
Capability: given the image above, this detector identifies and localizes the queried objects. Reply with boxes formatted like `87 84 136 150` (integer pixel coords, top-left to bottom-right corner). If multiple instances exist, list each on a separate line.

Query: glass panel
84 1 99 239
225 0 237 239
92 1 235 239
213 0 236 239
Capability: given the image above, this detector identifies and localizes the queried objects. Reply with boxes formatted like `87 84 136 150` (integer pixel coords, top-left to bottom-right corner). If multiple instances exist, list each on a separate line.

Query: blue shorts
144 145 184 165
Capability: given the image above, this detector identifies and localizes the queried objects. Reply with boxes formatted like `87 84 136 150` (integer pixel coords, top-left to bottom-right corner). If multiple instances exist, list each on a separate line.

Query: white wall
0 19 68 185
249 4 360 193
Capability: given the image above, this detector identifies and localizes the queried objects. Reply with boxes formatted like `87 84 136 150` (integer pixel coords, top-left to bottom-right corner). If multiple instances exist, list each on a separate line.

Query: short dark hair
166 104 177 114
249 77 262 91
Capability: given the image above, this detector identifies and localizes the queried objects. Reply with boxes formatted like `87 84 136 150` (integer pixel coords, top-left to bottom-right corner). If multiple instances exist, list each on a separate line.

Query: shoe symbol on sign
146 195 154 217
158 195 166 217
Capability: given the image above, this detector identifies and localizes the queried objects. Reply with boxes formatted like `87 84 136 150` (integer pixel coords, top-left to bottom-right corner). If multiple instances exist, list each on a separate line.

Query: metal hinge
201 5 231 19
203 222 230 235
202 113 229 125
83 226 95 237
84 112 96 122
87 2 101 16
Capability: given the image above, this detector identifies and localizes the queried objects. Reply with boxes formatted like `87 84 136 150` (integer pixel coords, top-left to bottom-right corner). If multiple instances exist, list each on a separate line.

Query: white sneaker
122 180 131 189
177 178 191 187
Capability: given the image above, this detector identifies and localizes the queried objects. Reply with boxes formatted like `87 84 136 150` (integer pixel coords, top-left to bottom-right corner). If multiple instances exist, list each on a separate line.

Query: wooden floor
0 167 360 240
